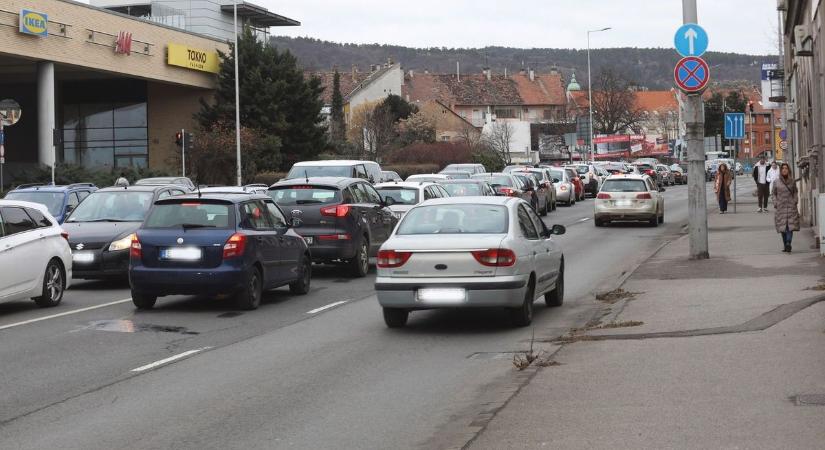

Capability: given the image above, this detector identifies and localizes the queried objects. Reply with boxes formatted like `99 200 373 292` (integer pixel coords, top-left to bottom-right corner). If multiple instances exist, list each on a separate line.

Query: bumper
375 275 529 309
555 189 573 202
129 265 246 296
304 239 358 262
71 249 129 279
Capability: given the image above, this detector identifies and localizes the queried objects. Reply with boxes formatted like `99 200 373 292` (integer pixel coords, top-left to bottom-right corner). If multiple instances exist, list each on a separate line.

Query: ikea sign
19 9 48 37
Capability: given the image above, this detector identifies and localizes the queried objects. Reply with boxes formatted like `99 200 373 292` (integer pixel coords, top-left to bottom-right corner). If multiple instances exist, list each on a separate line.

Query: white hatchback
594 175 665 227
0 200 72 307
375 197 565 328
374 181 450 219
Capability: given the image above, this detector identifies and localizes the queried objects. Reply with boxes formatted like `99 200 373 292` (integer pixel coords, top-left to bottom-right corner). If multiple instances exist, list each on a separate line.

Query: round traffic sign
0 99 21 127
780 140 788 150
674 57 710 93
674 23 709 57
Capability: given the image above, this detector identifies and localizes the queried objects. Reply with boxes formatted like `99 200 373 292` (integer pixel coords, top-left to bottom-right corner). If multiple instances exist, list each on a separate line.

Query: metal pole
233 0 242 187
587 32 594 163
733 138 738 213
683 0 709 258
181 128 186 177
0 121 4 192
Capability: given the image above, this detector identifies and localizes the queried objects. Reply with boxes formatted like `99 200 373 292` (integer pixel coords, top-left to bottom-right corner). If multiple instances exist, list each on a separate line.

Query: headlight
108 233 135 251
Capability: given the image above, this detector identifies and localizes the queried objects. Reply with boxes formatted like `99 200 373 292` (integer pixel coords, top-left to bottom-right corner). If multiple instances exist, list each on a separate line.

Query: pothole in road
84 320 199 335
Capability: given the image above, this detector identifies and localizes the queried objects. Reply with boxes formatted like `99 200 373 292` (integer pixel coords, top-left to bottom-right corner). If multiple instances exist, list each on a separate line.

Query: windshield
574 166 589 174
287 165 352 178
5 191 64 216
268 186 341 205
441 172 471 179
441 183 483 196
376 187 419 205
601 180 648 192
549 170 565 181
144 202 232 228
472 175 513 187
397 204 508 235
66 191 153 222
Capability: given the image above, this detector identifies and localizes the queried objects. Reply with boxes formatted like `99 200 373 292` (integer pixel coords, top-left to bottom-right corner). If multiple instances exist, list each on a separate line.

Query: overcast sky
265 0 779 55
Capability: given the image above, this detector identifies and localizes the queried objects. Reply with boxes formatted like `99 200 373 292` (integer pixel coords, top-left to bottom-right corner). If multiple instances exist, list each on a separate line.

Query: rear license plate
615 200 632 207
303 236 314 245
160 247 202 261
72 252 94 263
417 288 467 304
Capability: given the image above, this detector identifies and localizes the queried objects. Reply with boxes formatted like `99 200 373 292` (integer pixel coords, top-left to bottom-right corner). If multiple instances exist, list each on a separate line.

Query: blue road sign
724 113 746 140
674 23 708 57
674 57 710 93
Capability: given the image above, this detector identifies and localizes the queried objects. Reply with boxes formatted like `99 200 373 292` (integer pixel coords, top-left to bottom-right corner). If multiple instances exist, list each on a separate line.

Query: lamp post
233 0 242 186
587 27 611 162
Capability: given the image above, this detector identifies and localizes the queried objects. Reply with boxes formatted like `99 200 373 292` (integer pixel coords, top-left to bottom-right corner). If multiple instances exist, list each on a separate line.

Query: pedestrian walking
715 163 732 213
752 156 770 212
772 163 800 253
114 172 129 187
766 161 780 192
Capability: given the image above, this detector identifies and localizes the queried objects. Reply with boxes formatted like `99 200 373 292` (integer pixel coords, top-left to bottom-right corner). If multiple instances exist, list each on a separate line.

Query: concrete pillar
37 61 55 167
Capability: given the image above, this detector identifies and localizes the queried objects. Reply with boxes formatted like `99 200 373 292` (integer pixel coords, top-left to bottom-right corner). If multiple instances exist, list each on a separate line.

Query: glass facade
60 80 148 170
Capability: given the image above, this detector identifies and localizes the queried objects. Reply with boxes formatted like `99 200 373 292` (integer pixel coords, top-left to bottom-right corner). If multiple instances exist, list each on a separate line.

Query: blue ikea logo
19 9 48 37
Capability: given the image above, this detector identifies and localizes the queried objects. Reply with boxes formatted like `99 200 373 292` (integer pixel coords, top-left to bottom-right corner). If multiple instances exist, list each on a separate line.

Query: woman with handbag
772 163 800 253
714 163 732 214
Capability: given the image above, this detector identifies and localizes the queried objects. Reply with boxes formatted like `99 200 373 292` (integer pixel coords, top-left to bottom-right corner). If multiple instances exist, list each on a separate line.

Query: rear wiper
72 218 132 223
181 223 214 230
295 199 322 204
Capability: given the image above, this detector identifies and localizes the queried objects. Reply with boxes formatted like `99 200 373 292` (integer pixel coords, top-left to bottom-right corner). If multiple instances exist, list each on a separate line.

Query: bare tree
457 121 485 154
484 121 515 165
651 108 679 140
591 68 646 135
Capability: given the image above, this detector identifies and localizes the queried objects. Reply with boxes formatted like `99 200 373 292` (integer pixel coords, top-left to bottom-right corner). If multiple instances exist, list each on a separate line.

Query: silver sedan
375 197 566 328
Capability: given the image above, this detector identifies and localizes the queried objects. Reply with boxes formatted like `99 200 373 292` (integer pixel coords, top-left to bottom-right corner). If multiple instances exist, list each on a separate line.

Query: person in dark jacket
714 163 732 213
752 156 770 212
772 163 800 253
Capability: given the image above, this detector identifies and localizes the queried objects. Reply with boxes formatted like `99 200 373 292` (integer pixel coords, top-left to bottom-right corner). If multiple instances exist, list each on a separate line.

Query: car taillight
560 185 568 191
321 204 351 217
499 187 516 196
597 193 611 199
637 193 653 199
130 234 142 258
377 250 412 268
645 169 656 176
60 231 69 241
472 248 517 267
223 233 247 259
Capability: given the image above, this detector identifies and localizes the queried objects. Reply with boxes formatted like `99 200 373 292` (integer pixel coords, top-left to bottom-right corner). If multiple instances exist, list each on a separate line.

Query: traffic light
175 131 183 147
184 132 194 152
748 101 754 113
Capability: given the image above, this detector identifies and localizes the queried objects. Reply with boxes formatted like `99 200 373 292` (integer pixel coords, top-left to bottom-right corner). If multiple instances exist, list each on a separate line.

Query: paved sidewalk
471 178 825 449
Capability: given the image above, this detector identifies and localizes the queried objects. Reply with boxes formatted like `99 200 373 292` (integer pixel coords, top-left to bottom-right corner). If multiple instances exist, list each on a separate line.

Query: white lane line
578 217 591 222
131 347 212 373
306 301 348 314
0 298 133 332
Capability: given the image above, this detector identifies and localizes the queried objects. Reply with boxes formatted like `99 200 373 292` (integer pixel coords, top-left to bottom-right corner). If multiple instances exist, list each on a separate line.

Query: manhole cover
791 394 825 406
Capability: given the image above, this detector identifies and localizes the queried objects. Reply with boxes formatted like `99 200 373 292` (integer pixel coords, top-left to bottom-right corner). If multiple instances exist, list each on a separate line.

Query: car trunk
268 185 346 239
138 228 233 269
388 234 506 278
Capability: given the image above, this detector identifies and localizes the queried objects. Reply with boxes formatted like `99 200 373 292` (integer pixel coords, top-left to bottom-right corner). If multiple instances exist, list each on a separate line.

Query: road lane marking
578 217 591 222
0 298 133 332
130 347 212 372
307 301 348 314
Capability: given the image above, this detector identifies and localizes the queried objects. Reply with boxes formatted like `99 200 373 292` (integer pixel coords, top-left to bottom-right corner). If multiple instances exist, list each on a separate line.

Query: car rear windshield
573 166 589 174
268 186 341 205
397 204 508 235
376 187 419 205
65 191 153 222
441 183 483 196
472 175 513 187
601 180 648 192
4 191 64 216
145 202 232 228
636 164 653 171
549 169 565 180
287 165 352 178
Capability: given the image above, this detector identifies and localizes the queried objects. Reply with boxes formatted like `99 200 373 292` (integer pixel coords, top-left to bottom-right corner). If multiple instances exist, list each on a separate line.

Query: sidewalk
471 178 825 449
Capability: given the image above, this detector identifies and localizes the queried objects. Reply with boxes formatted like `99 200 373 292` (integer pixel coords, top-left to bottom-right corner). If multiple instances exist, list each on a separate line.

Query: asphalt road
0 181 711 449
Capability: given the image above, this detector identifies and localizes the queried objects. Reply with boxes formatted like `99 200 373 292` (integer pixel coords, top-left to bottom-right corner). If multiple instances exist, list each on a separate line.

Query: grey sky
266 0 778 55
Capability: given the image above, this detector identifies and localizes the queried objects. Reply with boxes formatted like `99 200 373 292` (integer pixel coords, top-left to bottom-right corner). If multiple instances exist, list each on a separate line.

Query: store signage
167 43 219 73
115 31 133 55
19 9 48 37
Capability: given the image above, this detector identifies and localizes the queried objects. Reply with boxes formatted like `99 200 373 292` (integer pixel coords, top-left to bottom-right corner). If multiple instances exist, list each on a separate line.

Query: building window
543 109 554 120
495 108 516 119
763 115 770 124
441 135 450 142
764 131 771 144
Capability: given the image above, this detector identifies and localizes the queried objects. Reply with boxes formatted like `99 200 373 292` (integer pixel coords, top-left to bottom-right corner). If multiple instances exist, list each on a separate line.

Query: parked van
286 160 384 183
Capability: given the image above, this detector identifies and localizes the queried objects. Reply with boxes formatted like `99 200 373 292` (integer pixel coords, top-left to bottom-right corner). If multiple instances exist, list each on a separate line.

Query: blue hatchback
128 193 311 310
4 183 97 223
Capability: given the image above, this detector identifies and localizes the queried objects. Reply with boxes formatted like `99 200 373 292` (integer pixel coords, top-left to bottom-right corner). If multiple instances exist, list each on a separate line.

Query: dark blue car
4 183 97 223
128 193 311 310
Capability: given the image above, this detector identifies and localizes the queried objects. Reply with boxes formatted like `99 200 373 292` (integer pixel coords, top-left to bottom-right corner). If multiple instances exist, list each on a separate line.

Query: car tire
349 238 369 278
540 200 548 216
594 218 604 227
545 264 564 307
33 259 65 308
131 292 157 310
235 266 263 310
383 307 409 328
509 280 534 327
289 255 312 295
649 216 659 227
659 212 665 224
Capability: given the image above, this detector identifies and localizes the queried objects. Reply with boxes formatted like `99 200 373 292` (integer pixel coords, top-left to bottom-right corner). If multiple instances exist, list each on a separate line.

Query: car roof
293 160 373 167
10 183 96 192
156 193 271 204
0 199 54 214
199 186 266 193
605 174 649 180
439 179 489 184
135 177 187 183
375 181 436 189
96 184 178 193
414 196 519 206
270 177 354 188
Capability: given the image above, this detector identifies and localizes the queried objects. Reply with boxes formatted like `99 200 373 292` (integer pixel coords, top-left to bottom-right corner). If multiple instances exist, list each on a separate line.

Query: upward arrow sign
684 27 698 55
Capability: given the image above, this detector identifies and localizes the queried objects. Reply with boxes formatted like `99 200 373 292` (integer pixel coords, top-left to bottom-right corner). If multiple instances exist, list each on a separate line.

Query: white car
594 175 665 227
0 200 72 307
546 167 577 206
405 174 452 183
375 197 566 328
374 181 450 219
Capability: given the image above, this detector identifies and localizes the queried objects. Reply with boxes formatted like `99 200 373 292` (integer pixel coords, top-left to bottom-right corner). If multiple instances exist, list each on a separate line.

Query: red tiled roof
634 90 678 112
404 72 565 107
511 73 566 105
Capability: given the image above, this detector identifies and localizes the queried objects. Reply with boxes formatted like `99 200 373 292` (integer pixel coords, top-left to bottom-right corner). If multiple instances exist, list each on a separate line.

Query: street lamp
233 0 242 186
587 27 611 162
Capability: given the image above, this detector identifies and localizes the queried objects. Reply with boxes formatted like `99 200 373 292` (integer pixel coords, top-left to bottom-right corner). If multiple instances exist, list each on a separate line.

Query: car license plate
304 236 314 245
615 200 633 207
72 252 95 263
417 288 466 304
160 247 202 261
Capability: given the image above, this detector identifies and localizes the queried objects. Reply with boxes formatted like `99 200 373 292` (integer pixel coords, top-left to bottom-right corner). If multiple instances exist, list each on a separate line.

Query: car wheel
509 280 534 327
289 255 312 295
545 263 564 307
594 218 603 227
349 238 369 278
540 200 548 216
659 212 665 224
649 216 659 227
131 292 157 310
33 260 64 308
235 266 263 310
383 307 409 328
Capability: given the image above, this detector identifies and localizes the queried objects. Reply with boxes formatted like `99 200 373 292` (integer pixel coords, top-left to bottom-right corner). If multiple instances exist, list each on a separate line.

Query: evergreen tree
330 70 345 143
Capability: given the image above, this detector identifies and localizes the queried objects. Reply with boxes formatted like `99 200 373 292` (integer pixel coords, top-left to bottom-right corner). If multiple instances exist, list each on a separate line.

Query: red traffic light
175 132 183 147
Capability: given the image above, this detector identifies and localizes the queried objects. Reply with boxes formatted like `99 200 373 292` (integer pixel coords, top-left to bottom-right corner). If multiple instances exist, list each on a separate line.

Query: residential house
416 99 480 142
309 61 403 125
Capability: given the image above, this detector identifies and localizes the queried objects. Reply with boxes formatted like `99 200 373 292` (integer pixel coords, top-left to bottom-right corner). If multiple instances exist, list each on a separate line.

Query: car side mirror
579 176 586 180
553 178 560 183
549 224 566 236
384 196 396 206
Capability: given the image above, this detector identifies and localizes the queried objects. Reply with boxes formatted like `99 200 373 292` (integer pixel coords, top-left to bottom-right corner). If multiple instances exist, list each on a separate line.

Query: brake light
377 250 412 268
60 231 69 241
223 233 247 259
499 187 516 197
637 193 652 199
181 202 201 207
317 234 351 241
560 185 568 191
130 234 142 258
321 204 351 217
596 193 611 199
472 248 517 267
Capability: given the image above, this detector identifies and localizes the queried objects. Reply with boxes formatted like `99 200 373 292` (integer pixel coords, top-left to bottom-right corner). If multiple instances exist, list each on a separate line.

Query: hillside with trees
272 36 774 90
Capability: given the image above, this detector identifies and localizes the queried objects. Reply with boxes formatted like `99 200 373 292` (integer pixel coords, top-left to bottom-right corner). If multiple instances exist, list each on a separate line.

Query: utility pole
233 0 242 187
683 0 709 259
